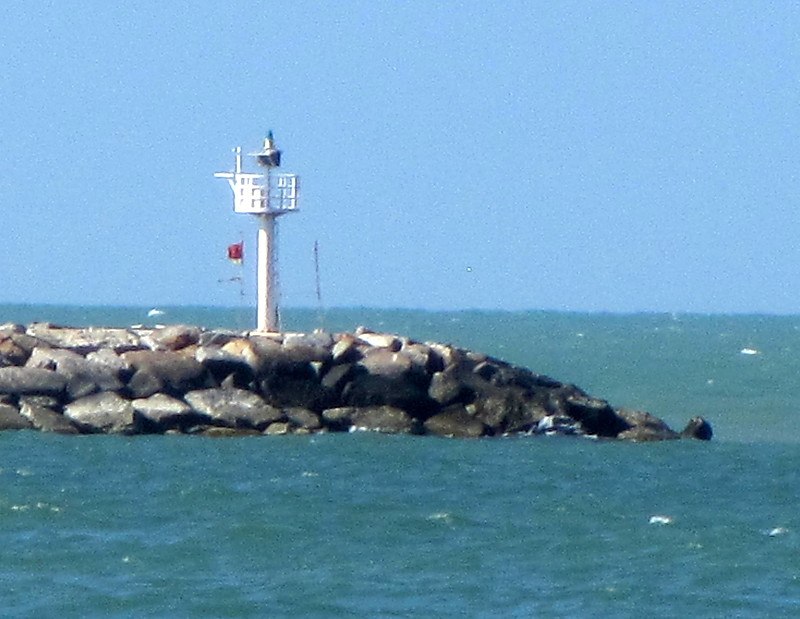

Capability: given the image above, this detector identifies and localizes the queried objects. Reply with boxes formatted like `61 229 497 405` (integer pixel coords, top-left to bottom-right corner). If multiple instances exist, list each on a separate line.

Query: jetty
0 134 713 441
0 322 711 440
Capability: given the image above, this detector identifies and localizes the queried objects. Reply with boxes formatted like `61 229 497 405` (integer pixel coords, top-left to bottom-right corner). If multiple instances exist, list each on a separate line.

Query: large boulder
195 346 256 388
564 394 629 437
355 330 400 350
331 334 362 363
255 340 329 378
358 348 417 378
125 369 165 399
401 341 443 374
320 363 356 392
342 372 435 416
321 407 358 431
121 350 211 395
64 392 136 434
220 338 265 374
466 390 549 434
184 388 283 430
259 370 338 411
423 406 486 438
349 405 419 434
27 347 124 399
342 349 435 416
132 393 205 433
283 331 334 359
681 416 713 440
86 348 133 381
616 409 679 441
428 367 474 407
0 403 34 431
283 407 322 431
0 335 30 367
0 367 67 397
19 400 79 434
25 325 141 354
141 325 201 351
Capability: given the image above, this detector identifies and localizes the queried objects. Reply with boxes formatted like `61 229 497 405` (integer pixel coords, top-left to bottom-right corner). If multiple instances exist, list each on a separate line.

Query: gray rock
247 335 283 368
184 388 283 429
472 360 499 382
423 406 485 438
0 403 34 430
19 395 61 409
283 330 334 351
198 330 241 348
121 350 210 395
19 401 79 434
284 407 321 430
331 335 361 363
320 363 356 392
681 416 713 441
357 331 400 350
565 395 629 437
428 367 472 406
342 371 434 417
125 369 164 399
86 348 132 380
0 367 67 396
321 407 357 431
132 393 202 432
260 373 338 411
359 348 415 378
401 341 441 373
220 338 265 374
427 343 463 370
264 422 291 435
349 405 418 434
64 392 136 434
0 335 30 367
25 325 141 353
464 389 549 434
0 323 24 337
142 325 201 351
616 409 679 441
501 397 550 434
195 346 255 387
27 347 123 399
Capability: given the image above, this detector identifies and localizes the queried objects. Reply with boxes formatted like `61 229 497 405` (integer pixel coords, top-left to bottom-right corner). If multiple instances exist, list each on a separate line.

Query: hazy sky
1 2 799 313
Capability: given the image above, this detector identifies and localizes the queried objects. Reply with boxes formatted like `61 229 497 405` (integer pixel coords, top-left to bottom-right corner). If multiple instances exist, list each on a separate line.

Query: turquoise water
1 305 798 616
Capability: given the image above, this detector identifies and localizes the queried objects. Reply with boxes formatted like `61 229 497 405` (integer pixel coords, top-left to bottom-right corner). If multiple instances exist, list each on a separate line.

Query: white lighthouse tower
214 132 299 332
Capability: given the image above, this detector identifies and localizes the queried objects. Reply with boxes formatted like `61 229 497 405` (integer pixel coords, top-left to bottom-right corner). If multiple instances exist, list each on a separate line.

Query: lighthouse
214 132 299 332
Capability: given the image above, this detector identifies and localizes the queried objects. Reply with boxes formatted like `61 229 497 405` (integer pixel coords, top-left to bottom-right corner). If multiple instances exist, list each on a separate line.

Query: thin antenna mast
314 240 324 327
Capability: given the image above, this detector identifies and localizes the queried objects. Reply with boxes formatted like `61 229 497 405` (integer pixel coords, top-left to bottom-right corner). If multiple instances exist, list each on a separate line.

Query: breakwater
0 322 711 440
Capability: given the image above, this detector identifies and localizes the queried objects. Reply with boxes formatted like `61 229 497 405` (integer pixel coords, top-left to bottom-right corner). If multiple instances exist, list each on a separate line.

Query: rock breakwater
0 322 712 441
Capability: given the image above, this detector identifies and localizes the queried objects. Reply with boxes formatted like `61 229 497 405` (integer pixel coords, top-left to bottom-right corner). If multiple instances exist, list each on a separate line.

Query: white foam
427 512 454 525
649 515 673 525
768 527 789 537
11 502 60 513
147 308 165 317
740 348 759 355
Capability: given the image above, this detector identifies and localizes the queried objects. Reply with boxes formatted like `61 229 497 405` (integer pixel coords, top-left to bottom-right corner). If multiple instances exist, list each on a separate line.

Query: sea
0 305 798 617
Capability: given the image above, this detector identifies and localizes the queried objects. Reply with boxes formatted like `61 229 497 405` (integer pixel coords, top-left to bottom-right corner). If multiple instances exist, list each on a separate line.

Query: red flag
227 242 243 264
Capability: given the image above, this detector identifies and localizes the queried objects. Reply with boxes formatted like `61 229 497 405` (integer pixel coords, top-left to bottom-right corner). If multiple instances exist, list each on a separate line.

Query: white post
257 214 278 332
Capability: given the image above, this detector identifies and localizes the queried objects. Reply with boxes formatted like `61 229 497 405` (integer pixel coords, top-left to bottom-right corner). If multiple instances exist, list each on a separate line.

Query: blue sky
1 2 799 313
